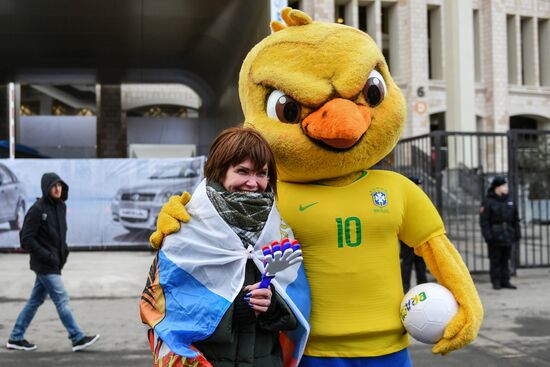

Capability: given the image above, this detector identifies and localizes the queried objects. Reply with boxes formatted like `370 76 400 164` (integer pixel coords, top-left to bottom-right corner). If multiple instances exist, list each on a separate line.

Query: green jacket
194 260 298 367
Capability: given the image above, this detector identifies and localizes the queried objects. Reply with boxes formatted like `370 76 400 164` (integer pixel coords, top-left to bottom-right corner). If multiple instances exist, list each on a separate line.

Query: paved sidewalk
0 251 549 366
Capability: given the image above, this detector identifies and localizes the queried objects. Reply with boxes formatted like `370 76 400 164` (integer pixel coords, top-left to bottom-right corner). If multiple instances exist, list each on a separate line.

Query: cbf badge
371 189 388 207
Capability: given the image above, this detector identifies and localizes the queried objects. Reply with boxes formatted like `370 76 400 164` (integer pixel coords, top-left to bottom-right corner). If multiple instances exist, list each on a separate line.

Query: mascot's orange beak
302 98 371 149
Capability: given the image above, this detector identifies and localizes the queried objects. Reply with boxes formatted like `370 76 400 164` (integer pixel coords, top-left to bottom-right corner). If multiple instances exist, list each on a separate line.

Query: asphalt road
1 252 549 366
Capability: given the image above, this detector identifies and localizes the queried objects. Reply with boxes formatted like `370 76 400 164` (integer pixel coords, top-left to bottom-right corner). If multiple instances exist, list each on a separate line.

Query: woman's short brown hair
204 127 278 194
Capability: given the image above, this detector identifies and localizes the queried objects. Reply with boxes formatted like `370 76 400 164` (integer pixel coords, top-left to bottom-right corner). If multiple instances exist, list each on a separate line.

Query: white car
111 164 201 232
0 163 26 230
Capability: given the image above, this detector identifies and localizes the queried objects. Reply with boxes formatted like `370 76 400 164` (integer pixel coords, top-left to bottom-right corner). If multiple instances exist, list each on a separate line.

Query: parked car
0 163 26 230
0 140 48 158
111 162 202 232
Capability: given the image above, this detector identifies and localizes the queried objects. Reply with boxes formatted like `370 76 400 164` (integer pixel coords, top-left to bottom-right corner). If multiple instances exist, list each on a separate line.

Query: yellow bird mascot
150 8 483 367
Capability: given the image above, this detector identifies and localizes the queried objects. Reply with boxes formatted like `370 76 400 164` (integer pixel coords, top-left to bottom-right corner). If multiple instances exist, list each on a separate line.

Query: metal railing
378 130 550 272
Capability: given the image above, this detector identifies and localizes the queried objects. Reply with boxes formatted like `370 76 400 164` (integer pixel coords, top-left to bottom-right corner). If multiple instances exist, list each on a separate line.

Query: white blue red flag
141 180 311 367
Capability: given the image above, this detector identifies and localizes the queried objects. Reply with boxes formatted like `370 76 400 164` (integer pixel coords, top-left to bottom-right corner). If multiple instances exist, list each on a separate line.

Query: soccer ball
400 282 458 344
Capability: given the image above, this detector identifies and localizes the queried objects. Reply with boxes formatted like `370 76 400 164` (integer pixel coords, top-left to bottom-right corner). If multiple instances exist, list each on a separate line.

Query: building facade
291 0 550 136
0 1 548 159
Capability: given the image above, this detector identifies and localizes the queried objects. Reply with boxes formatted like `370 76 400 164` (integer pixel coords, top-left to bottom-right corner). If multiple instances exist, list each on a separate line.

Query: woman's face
222 160 269 193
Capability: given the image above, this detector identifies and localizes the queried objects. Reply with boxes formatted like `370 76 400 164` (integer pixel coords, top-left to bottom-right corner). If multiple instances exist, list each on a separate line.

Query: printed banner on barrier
0 157 205 249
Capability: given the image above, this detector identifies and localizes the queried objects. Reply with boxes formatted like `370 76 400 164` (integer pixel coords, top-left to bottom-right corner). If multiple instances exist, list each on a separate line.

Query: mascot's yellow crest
239 7 406 183
270 7 313 32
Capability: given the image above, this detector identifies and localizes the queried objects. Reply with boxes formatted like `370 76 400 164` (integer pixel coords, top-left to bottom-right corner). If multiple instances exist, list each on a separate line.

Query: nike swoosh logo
299 202 319 212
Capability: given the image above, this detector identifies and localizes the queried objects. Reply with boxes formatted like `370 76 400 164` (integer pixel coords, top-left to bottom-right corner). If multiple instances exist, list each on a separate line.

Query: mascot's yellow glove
149 192 191 249
415 234 484 355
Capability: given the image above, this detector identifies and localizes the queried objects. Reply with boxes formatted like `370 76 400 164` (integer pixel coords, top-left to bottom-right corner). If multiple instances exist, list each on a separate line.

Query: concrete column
506 15 519 85
311 0 334 22
345 0 359 28
96 84 126 158
387 3 400 76
473 9 482 83
540 19 550 86
402 0 430 138
444 0 476 132
483 1 509 133
14 84 21 145
301 0 315 17
0 85 8 144
428 5 443 80
372 0 382 48
521 17 537 86
444 0 476 170
481 0 509 172
514 16 523 86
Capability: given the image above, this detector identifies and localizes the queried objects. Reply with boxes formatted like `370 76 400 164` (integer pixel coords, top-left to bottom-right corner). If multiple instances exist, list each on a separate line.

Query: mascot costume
147 7 483 367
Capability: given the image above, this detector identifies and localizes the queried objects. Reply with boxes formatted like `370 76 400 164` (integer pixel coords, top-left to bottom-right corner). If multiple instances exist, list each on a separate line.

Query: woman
140 127 310 367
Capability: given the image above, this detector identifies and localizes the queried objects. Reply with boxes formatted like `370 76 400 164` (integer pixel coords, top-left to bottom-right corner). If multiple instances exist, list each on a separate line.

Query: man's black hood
41 172 69 202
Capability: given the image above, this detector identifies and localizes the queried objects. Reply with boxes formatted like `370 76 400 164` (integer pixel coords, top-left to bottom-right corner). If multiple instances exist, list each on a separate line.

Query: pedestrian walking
400 176 428 293
6 172 100 352
480 176 521 290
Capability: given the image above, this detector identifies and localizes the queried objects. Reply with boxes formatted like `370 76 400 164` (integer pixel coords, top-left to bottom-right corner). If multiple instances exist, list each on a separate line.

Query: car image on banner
0 157 205 249
111 162 202 232
0 163 26 231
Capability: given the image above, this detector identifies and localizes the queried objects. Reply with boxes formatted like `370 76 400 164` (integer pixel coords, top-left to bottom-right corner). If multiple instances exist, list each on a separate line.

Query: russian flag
141 180 310 366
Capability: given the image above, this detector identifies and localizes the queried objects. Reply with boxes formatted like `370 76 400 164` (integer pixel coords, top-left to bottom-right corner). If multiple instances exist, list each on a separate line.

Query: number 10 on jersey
336 217 362 248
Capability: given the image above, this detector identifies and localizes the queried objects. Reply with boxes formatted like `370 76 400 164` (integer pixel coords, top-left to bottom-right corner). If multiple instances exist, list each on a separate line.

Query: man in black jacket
480 176 521 290
6 173 100 352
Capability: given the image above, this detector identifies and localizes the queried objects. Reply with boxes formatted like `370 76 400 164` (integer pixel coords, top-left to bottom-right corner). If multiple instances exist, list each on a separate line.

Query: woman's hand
243 282 272 317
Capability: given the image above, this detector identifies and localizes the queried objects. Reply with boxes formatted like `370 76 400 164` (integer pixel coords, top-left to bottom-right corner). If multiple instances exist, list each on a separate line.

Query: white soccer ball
400 282 458 344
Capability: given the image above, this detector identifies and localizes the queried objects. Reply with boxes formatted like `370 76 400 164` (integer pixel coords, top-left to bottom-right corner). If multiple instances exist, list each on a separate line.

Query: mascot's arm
149 192 192 249
414 234 484 355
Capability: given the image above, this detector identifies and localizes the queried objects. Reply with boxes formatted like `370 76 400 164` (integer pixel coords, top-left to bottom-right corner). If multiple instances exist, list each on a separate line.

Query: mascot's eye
363 70 387 107
266 90 302 124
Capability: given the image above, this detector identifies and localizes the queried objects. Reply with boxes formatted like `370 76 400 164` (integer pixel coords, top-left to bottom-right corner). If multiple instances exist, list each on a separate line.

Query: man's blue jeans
9 273 84 344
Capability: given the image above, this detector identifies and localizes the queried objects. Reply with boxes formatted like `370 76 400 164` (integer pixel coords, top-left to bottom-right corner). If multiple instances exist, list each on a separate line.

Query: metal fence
378 130 550 272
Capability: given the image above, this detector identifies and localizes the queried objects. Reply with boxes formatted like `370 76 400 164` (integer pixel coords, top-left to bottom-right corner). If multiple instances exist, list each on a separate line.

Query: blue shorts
299 348 412 367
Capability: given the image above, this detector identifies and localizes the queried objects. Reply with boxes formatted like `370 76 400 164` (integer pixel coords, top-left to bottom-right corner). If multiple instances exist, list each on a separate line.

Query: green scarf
206 181 274 248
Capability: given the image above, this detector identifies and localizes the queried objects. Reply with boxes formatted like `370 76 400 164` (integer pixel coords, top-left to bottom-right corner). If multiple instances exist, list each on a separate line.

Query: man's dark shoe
492 283 502 290
72 334 100 352
502 283 517 289
6 339 37 351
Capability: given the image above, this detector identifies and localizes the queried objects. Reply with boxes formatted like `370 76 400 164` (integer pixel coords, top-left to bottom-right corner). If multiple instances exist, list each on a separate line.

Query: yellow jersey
278 170 445 357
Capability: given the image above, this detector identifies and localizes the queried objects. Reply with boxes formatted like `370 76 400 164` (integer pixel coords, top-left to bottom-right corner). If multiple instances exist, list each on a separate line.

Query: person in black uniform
400 176 428 293
480 176 521 290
